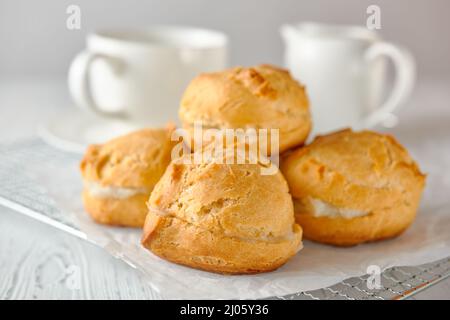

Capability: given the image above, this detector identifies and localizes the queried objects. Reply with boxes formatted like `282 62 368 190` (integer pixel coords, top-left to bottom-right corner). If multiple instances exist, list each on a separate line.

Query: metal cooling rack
0 138 449 300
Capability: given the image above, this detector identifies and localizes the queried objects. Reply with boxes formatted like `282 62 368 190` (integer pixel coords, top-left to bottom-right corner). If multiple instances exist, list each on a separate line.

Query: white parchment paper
73 205 450 299
35 124 450 299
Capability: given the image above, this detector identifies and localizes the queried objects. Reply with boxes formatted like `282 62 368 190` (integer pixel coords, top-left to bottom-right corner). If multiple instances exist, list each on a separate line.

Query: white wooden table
0 77 449 299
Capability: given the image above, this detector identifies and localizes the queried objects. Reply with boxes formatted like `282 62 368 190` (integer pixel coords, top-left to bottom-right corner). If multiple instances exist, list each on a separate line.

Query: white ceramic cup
68 26 228 127
281 22 416 135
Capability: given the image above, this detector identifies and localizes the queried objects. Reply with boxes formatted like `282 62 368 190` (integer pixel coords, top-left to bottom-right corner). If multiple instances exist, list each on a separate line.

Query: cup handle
362 42 416 128
68 50 126 117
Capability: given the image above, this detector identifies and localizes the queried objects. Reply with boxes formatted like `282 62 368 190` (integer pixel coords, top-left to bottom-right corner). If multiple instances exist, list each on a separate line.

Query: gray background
1 0 449 78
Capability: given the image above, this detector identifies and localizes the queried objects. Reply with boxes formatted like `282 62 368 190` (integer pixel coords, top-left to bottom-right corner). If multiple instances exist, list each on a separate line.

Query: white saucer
38 110 142 154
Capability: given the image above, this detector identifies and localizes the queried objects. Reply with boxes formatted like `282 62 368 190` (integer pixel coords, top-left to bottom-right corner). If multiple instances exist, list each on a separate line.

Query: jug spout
280 24 298 43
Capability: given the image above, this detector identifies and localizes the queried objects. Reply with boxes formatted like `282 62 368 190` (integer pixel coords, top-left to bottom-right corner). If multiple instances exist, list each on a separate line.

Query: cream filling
295 197 369 219
85 181 149 199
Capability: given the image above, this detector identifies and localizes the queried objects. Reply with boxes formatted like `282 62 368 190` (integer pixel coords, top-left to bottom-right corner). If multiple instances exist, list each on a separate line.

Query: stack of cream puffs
80 64 426 275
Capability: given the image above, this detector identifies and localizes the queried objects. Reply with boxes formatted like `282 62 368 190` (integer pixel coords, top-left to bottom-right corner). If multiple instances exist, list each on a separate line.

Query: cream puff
80 126 174 227
179 64 311 153
141 150 303 274
281 129 426 246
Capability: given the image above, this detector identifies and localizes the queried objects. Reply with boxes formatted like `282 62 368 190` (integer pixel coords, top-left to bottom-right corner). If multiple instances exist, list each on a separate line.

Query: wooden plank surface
0 207 161 300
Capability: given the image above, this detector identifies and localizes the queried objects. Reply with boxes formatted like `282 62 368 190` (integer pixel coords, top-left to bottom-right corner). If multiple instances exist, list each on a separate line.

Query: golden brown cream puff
281 129 426 246
80 126 174 227
141 150 303 274
179 64 311 154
